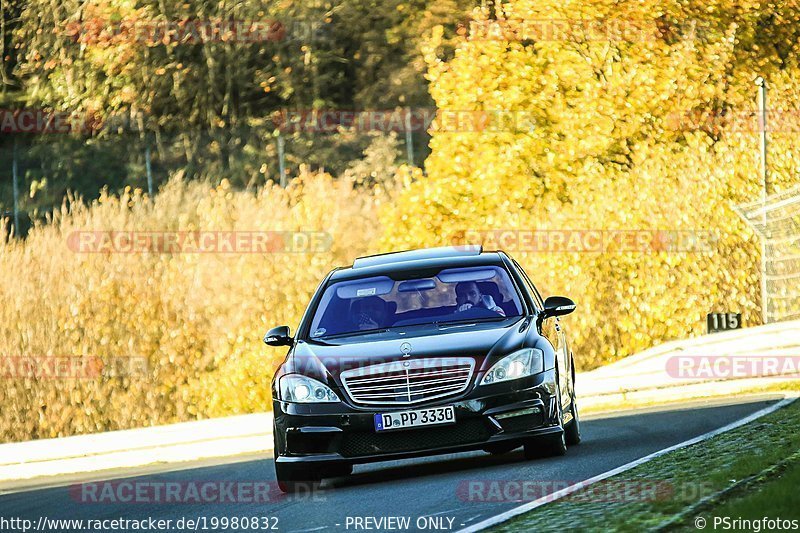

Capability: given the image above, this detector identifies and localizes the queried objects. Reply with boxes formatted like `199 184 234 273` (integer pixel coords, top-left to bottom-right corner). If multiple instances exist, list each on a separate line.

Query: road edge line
456 395 798 533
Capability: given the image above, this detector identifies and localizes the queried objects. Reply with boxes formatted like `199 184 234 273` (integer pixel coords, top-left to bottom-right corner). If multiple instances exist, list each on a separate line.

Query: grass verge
700 459 800 531
493 398 800 532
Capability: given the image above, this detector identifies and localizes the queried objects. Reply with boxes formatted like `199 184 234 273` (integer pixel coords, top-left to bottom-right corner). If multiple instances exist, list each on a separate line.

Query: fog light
495 407 541 420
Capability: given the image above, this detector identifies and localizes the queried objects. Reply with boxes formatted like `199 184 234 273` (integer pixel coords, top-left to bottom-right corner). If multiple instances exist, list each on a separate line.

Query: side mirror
542 296 576 318
264 326 293 346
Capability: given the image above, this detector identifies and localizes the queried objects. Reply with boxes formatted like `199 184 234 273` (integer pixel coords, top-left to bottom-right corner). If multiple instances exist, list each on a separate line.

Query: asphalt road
0 399 779 533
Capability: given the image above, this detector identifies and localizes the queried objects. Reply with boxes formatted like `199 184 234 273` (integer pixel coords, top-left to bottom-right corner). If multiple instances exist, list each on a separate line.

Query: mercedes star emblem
400 342 412 357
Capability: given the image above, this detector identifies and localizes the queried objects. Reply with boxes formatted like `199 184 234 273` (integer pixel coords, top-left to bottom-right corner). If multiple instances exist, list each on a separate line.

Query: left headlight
279 374 340 403
479 348 544 386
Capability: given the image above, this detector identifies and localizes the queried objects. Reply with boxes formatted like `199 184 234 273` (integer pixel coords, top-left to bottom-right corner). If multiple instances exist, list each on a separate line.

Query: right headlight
479 348 544 386
278 374 340 403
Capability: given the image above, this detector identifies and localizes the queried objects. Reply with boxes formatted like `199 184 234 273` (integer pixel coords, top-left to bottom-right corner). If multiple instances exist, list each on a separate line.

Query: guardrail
579 319 800 409
0 413 273 488
1 319 797 489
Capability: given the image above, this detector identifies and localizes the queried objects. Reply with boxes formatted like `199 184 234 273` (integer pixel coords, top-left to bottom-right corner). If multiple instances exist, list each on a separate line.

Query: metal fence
735 184 800 323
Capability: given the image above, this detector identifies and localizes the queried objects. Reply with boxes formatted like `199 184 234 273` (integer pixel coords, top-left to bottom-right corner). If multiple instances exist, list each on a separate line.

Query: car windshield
307 266 523 338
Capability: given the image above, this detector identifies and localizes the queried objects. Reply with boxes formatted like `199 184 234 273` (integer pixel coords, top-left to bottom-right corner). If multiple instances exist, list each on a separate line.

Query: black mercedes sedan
264 245 580 491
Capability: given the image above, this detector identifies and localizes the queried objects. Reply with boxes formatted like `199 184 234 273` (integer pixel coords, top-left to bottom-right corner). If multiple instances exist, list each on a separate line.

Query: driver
455 281 505 316
351 296 390 330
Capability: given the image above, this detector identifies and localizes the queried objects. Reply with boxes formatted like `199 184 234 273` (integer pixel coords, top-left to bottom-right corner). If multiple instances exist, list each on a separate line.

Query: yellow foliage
0 174 385 442
3 0 800 442
380 0 800 368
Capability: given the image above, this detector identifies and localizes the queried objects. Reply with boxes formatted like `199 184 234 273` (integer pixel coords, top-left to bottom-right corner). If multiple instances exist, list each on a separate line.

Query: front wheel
564 394 581 446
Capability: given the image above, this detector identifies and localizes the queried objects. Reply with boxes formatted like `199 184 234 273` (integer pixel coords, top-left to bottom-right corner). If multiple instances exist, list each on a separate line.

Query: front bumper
273 369 561 467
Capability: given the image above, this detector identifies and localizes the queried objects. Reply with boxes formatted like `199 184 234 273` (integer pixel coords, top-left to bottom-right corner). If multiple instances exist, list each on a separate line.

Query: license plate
374 406 455 432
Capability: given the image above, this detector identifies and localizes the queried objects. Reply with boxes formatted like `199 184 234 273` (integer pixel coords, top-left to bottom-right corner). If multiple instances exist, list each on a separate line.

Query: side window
513 260 545 311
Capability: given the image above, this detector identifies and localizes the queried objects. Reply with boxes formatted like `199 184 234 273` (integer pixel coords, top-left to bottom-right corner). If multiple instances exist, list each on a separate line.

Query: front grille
340 357 475 405
340 419 490 458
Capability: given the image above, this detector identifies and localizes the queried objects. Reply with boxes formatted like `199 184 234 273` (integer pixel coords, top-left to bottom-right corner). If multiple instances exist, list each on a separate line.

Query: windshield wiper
315 328 391 340
433 316 510 327
315 316 513 339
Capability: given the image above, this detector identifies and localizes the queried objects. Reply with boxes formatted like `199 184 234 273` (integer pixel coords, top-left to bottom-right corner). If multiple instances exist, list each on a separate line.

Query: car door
513 260 572 406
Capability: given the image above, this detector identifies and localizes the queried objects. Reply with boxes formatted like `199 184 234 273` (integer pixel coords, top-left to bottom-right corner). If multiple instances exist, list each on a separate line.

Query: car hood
284 318 530 384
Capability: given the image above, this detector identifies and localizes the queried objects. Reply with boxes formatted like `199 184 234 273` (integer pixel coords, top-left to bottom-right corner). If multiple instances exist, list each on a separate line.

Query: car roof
353 245 483 268
330 246 508 281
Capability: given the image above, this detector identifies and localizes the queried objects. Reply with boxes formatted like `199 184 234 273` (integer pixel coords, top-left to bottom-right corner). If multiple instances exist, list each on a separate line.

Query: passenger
455 281 505 316
352 296 390 330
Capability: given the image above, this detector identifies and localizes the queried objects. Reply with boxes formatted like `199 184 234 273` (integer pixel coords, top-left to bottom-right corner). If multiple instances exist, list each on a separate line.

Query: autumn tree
380 0 800 366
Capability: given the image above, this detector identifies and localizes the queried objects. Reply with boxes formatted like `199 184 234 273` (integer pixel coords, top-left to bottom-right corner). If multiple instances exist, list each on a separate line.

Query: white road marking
421 508 466 518
456 396 797 533
462 514 482 524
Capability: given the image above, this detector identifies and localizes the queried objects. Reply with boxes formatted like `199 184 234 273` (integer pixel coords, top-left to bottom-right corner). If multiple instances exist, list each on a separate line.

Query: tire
274 460 321 493
564 394 582 446
523 430 566 459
